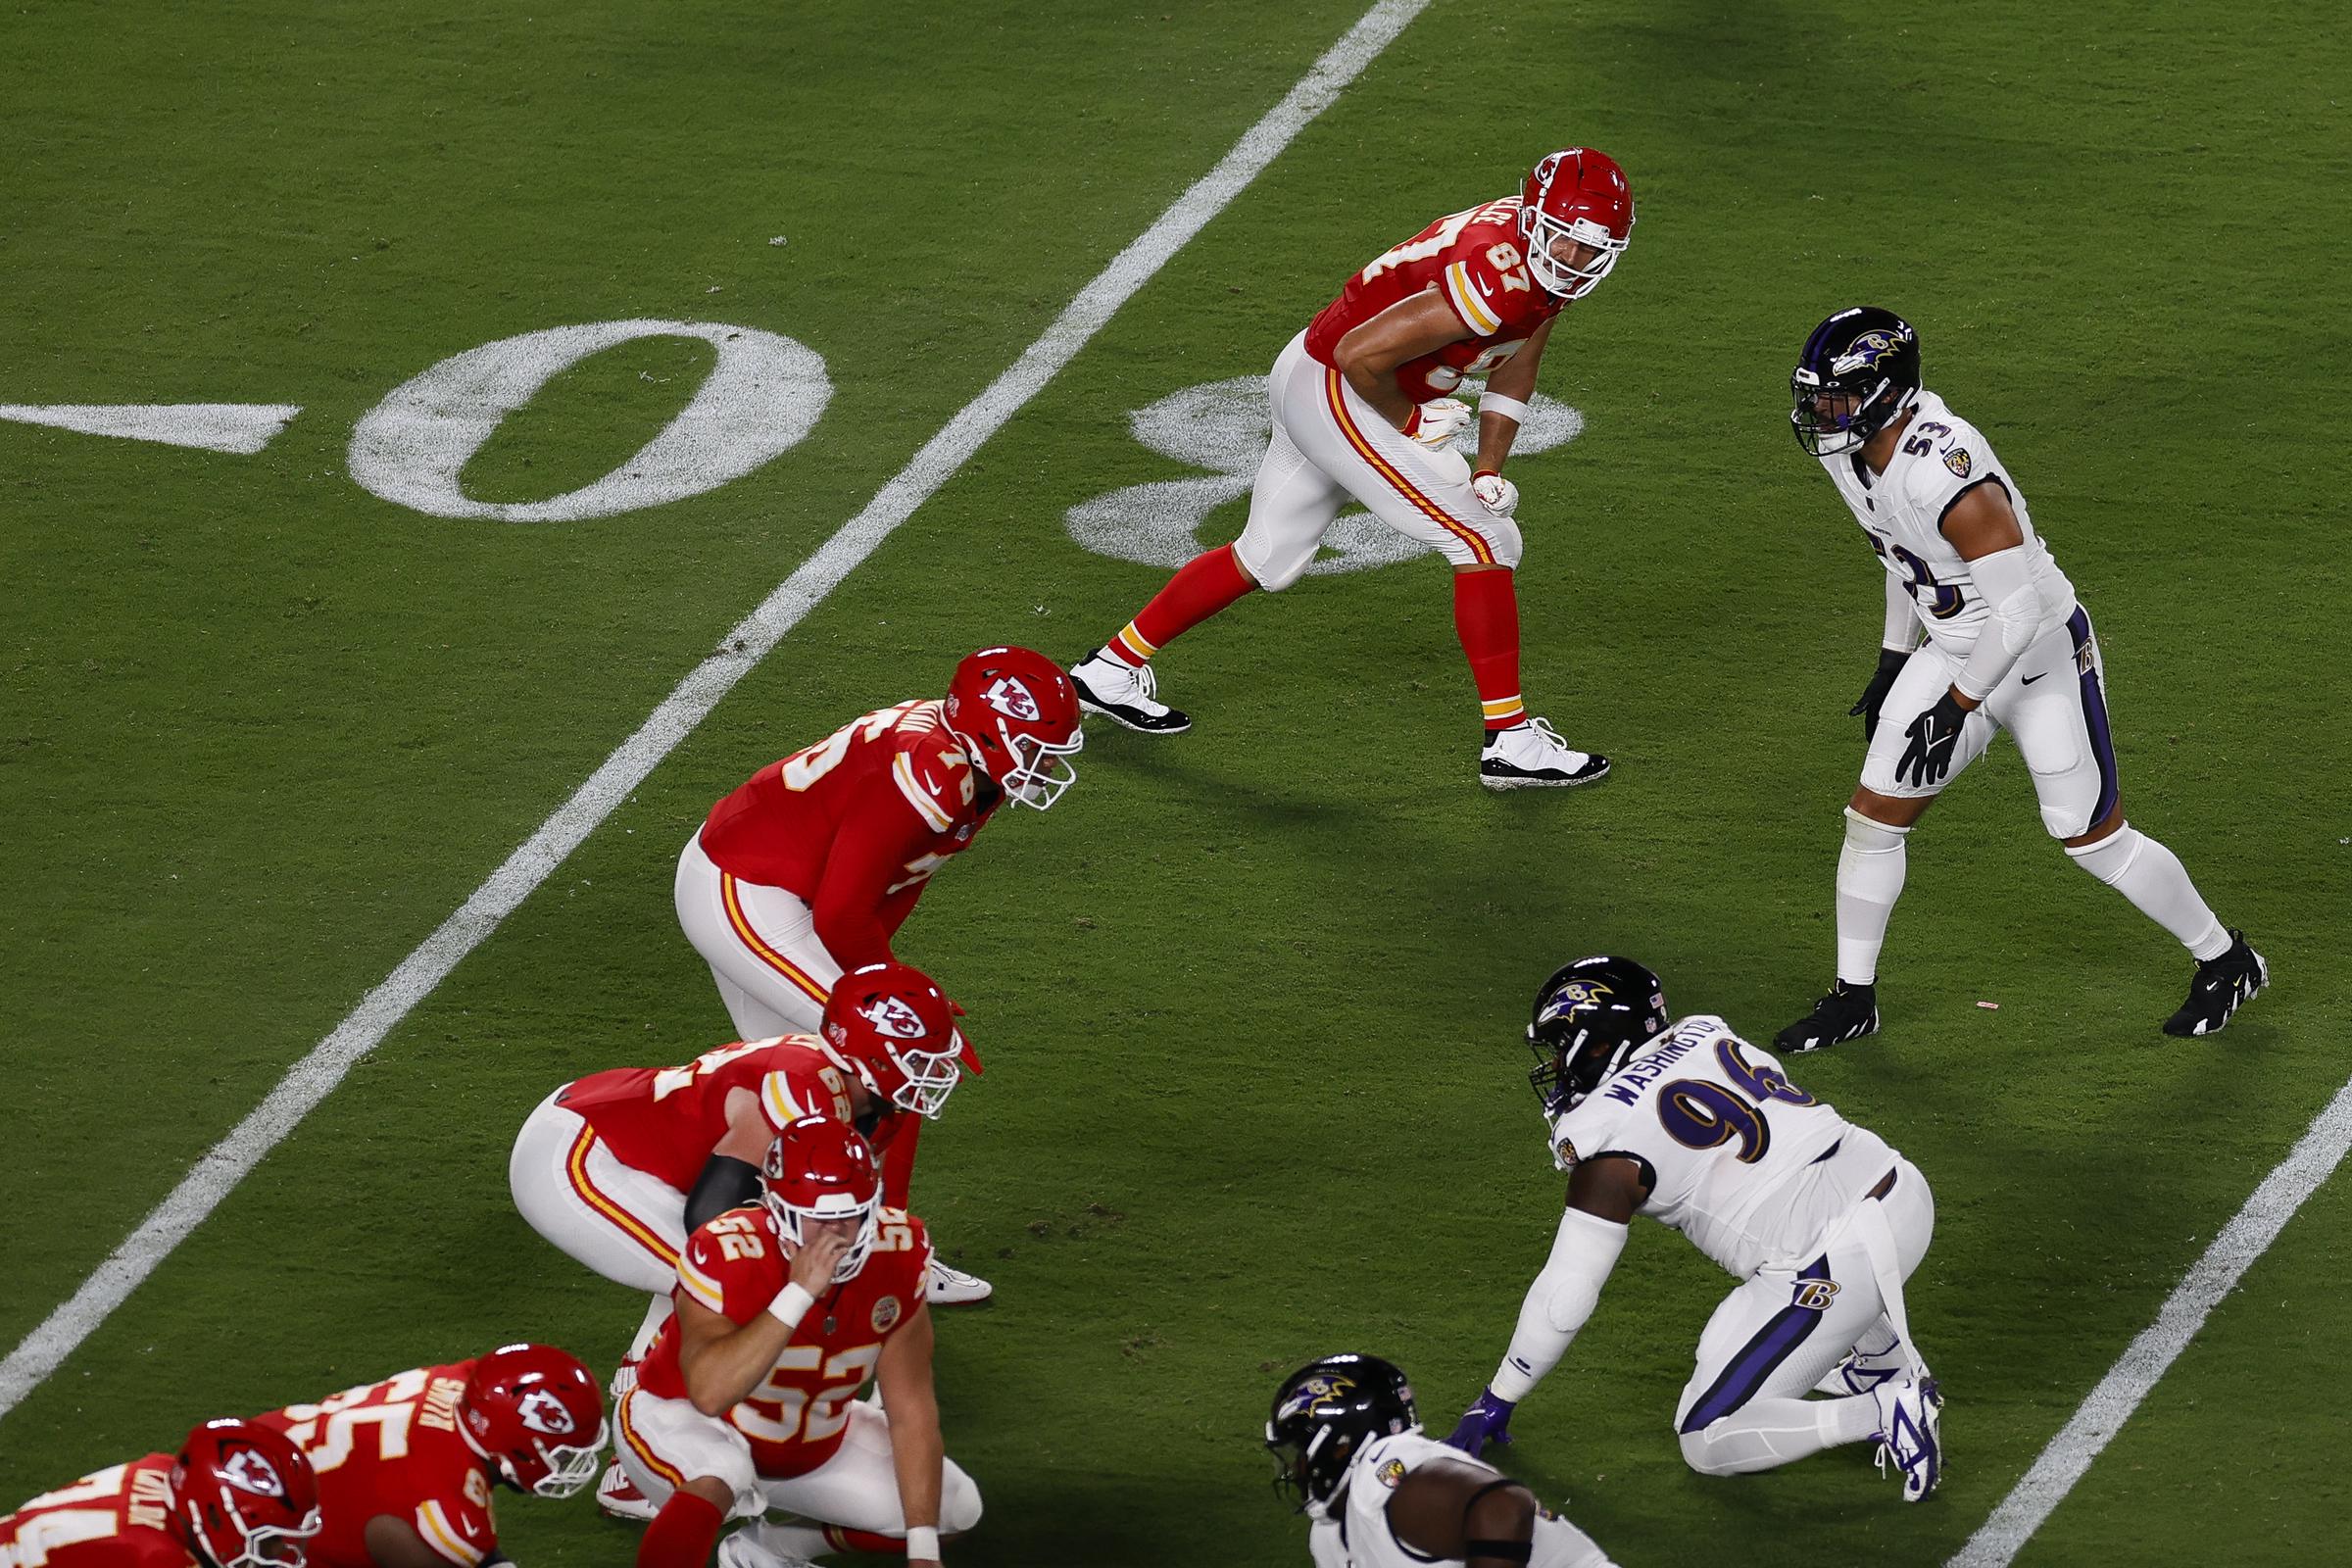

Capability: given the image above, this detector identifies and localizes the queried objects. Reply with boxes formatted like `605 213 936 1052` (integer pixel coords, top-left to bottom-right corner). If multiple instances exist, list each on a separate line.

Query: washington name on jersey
1 1456 190 1568
1820 389 2077 657
1303 198 1565 404
1547 1015 1899 1279
635 1205 933 1479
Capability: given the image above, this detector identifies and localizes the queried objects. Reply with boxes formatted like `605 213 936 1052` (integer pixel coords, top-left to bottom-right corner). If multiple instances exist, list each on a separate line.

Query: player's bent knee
1486 517 1523 568
1678 1427 1737 1478
1233 534 1311 593
940 1461 983 1533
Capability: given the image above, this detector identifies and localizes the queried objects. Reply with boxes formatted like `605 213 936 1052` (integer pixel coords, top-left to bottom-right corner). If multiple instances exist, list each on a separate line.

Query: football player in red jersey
246 1345 605 1568
2 1418 320 1568
676 647 1076 1308
616 1118 975 1568
507 963 971 1517
1069 148 1635 790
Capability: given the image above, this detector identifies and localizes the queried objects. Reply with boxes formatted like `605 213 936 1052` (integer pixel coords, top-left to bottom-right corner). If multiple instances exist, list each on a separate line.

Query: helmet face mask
460 1345 609 1499
1526 956 1670 1116
944 647 1085 810
1519 148 1634 300
761 1116 884 1285
1791 307 1920 457
1262 1355 1419 1520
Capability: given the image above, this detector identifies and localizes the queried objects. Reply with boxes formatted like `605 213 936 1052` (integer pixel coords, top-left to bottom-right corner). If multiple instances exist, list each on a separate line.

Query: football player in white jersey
1446 957 1945 1502
1266 1353 1617 1568
1774 307 2266 1050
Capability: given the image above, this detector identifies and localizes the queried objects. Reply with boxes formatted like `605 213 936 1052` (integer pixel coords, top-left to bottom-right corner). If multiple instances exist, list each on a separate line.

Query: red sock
1105 544 1255 666
638 1493 724 1568
879 1113 922 1211
824 1526 917 1553
1453 568 1526 730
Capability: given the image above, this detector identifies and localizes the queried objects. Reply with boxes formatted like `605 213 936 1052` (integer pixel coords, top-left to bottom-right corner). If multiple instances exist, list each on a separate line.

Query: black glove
1896 690 1970 787
1850 648 1912 742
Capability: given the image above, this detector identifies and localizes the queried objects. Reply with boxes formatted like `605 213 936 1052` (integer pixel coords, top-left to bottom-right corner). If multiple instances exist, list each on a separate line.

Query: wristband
1473 467 1501 481
1477 392 1531 423
766 1283 816 1330
906 1526 941 1559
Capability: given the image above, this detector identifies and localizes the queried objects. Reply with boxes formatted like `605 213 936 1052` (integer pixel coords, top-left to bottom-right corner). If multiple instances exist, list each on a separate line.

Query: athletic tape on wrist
906 1526 942 1559
1478 392 1530 423
766 1282 816 1330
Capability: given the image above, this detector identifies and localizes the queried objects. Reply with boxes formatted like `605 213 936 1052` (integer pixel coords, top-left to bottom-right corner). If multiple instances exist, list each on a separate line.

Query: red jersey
1303 197 1565 404
1 1456 192 1568
249 1364 496 1568
636 1205 932 1479
561 1036 901 1192
699 700 997 969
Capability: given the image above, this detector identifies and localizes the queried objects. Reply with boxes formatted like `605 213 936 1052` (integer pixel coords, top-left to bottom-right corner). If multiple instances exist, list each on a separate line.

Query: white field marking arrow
0 403 302 455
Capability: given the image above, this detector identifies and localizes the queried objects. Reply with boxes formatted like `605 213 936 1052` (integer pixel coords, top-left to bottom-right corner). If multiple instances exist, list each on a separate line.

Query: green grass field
5 2 2348 1564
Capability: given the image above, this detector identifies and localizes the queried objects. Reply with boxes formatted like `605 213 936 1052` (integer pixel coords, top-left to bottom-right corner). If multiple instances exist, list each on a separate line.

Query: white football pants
675 829 838 1038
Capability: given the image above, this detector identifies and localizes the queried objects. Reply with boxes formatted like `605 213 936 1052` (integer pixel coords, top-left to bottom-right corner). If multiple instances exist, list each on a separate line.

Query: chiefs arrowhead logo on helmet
516 1388 578 1438
857 994 928 1040
219 1445 288 1500
981 674 1041 722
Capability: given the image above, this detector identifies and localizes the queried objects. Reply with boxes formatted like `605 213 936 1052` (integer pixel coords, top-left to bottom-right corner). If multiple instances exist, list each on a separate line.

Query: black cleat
1776 980 1881 1053
1068 647 1191 734
2163 928 2268 1038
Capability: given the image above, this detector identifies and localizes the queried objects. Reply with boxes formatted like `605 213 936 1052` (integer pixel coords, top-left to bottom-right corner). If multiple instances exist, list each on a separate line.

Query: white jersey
1545 1014 1899 1278
1819 388 2077 658
1306 1431 1608 1568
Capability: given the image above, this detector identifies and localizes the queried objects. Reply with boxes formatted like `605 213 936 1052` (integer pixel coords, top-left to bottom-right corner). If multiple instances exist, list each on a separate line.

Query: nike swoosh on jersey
2021 672 2047 684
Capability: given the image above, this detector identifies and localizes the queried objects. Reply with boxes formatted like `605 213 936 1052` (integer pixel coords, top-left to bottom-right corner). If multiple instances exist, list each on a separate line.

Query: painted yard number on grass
1064 376 1584 577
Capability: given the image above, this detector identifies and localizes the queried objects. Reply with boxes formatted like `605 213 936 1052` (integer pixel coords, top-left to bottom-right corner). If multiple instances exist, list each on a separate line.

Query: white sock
1836 808 1911 984
2066 824 2230 960
1679 1394 1877 1475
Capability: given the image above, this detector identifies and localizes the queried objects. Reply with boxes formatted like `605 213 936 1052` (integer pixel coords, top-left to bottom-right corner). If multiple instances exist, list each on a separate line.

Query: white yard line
1948 1069 2352 1567
0 0 1432 1424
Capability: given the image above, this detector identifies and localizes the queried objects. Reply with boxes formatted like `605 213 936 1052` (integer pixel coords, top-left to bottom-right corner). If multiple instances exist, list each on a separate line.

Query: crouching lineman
1265 1354 1615 1568
1776 307 2264 1050
248 1344 607 1567
616 1115 976 1568
675 645 1083 1303
508 963 969 1517
3 1418 320 1568
1446 957 1945 1502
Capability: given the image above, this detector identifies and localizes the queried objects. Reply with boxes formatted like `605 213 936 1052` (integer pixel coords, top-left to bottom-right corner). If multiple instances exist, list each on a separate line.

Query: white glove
1472 469 1519 517
1406 397 1474 448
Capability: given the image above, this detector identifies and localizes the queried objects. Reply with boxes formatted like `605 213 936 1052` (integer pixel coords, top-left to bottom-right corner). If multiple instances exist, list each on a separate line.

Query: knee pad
2065 823 2141 883
1841 806 1910 853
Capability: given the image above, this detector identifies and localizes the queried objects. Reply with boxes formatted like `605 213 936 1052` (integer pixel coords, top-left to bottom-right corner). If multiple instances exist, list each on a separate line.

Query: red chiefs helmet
822 960 981 1119
459 1344 608 1498
943 645 1084 809
761 1114 884 1284
172 1419 320 1568
1518 148 1634 300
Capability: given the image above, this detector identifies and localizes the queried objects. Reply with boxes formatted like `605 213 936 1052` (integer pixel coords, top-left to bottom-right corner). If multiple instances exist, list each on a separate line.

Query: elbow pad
1490 1206 1630 1401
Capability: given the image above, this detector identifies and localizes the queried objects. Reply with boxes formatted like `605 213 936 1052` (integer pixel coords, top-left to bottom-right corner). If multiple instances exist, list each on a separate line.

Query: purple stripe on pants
1681 1255 1833 1433
2067 606 2121 827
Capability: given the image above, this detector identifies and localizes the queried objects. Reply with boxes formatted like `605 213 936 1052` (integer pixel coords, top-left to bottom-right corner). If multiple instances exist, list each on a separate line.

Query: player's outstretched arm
676 1229 852 1416
363 1514 461 1568
1472 314 1554 478
874 1300 946 1568
1331 289 1473 431
1937 480 2034 708
809 799 937 972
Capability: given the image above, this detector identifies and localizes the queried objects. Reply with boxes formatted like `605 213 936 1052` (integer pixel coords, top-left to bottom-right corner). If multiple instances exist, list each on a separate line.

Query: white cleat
595 1457 659 1523
715 1527 819 1568
1069 648 1192 733
1815 1346 1905 1397
927 1260 994 1304
1478 717 1610 790
1871 1375 1944 1502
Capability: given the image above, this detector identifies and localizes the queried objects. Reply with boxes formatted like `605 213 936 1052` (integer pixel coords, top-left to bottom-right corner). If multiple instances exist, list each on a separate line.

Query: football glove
1471 469 1519 518
1404 397 1474 448
1444 1388 1518 1457
1896 690 1970 787
1850 648 1911 742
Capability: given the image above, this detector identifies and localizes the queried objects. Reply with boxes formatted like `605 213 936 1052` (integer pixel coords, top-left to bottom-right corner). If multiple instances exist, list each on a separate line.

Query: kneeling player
616 1117 977 1568
1264 1354 1615 1568
3 1418 320 1568
1447 957 1945 1502
248 1345 606 1567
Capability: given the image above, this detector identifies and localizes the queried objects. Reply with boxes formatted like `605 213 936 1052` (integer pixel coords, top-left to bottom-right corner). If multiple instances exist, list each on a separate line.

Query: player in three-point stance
1068 149 1635 790
675 645 1082 1303
1773 308 2267 1051
1447 957 1945 1503
1264 1354 1616 1568
507 963 972 1520
249 1345 607 1568
616 1116 974 1568
2 1418 321 1568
